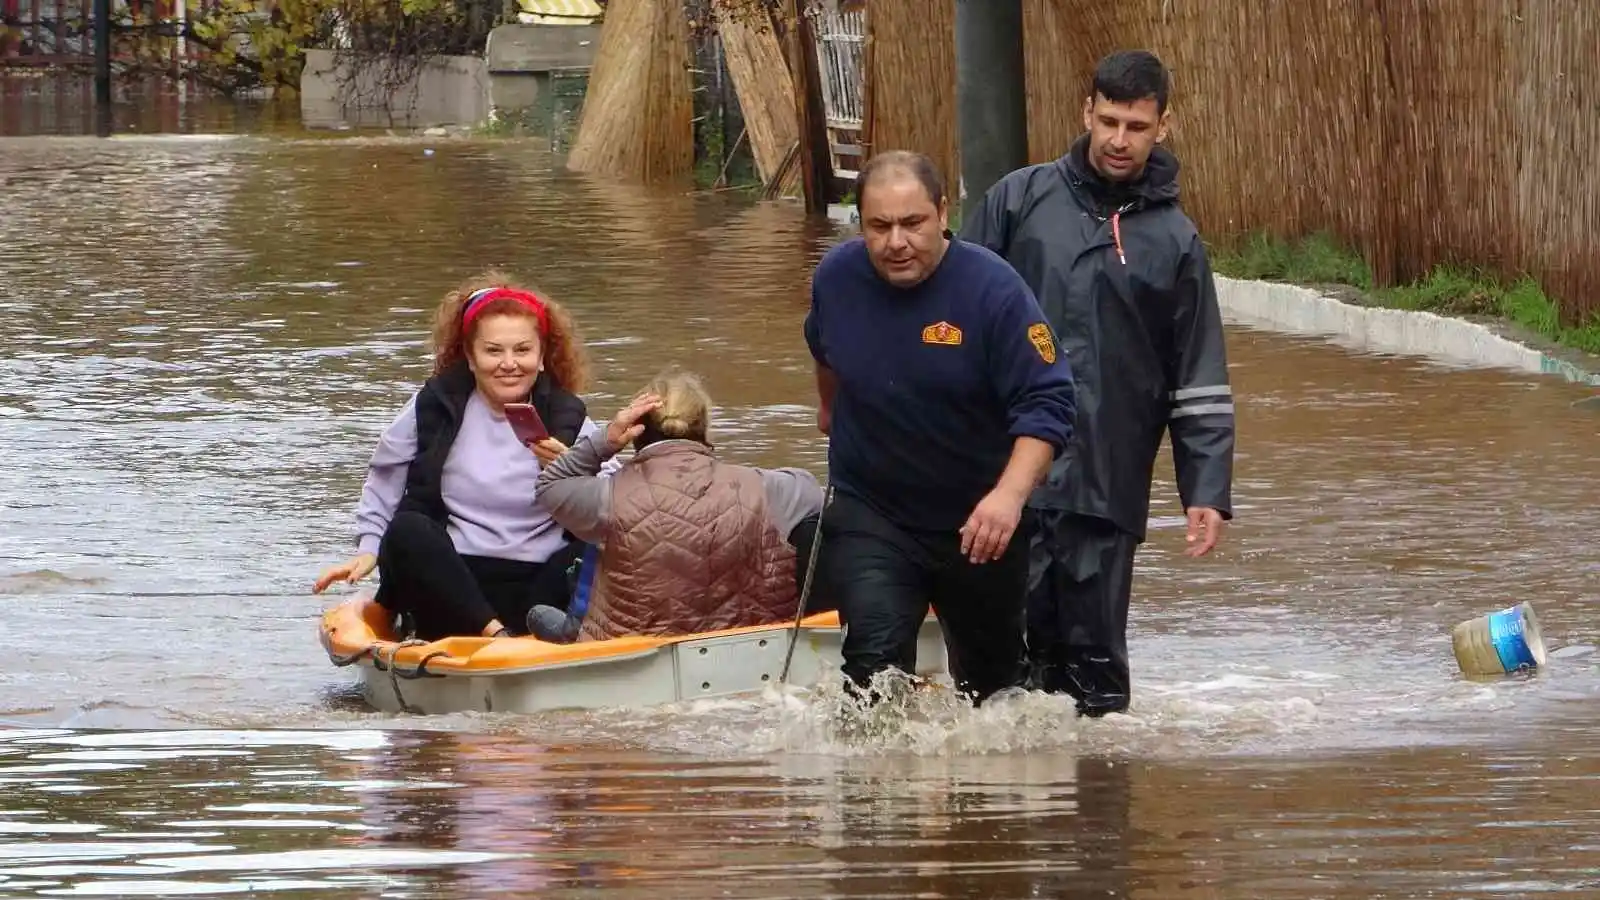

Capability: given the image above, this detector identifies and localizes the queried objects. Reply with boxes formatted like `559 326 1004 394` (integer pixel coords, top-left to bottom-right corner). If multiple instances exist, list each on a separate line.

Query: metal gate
1 0 96 65
2 0 204 70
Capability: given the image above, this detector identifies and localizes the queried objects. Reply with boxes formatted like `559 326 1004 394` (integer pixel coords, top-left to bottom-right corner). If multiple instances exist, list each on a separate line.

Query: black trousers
374 509 580 641
786 513 837 616
819 490 1029 705
1025 510 1140 716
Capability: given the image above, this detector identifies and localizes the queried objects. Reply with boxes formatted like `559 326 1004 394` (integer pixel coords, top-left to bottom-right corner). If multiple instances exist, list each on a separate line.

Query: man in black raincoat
960 50 1236 716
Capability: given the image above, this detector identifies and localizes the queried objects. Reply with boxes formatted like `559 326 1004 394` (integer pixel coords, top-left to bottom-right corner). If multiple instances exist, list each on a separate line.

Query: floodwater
1 122 1599 897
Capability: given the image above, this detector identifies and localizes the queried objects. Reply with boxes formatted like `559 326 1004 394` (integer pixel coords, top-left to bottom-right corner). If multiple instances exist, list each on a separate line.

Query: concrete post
954 0 1027 215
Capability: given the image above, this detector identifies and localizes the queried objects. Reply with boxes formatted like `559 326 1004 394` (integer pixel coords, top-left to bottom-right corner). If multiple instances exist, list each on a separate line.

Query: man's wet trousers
818 490 1031 705
1024 509 1140 716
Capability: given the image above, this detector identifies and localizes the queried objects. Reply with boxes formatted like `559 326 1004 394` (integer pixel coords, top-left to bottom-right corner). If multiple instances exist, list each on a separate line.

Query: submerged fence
866 0 1600 324
1 0 95 64
0 0 211 69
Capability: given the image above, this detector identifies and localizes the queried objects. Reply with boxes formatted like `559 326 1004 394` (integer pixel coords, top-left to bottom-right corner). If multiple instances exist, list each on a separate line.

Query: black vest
397 361 589 523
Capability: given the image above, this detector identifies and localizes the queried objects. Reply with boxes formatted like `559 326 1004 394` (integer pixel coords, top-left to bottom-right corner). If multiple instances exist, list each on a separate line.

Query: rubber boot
1061 655 1129 718
526 604 581 643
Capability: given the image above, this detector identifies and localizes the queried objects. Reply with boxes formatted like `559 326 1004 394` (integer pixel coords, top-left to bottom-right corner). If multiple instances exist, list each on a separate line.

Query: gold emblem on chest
921 321 963 346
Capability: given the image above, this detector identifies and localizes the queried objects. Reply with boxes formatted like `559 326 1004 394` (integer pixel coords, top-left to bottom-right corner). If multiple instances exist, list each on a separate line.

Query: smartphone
503 403 549 444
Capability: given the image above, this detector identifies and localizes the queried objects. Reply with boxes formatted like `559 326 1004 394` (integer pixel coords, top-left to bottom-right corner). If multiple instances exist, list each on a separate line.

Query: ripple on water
0 729 525 898
2 130 1600 898
3 137 1599 750
0 719 1596 897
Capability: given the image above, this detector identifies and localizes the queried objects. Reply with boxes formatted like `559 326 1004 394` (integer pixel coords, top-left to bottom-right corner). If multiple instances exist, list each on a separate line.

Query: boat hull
320 596 949 715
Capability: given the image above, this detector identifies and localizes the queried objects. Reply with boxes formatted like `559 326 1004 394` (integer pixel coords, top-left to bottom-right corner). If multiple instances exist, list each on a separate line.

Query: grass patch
471 113 522 138
1209 230 1600 356
1210 231 1374 290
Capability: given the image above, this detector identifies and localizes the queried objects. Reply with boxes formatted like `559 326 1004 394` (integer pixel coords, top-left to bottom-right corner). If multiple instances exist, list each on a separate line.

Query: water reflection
0 75 303 138
0 729 510 897
3 728 1598 897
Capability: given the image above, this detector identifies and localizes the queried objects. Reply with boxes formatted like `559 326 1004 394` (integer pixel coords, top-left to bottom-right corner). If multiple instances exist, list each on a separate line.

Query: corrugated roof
515 0 602 24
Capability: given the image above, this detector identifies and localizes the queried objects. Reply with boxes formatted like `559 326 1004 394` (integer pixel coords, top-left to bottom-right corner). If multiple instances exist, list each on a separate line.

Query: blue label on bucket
1488 606 1538 672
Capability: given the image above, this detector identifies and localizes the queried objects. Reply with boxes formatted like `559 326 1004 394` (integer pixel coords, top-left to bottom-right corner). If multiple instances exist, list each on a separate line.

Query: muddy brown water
1 127 1598 897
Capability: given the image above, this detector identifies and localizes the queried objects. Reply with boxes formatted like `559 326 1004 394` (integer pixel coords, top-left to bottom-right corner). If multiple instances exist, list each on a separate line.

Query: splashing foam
758 669 1083 757
571 663 1330 759
538 666 1083 758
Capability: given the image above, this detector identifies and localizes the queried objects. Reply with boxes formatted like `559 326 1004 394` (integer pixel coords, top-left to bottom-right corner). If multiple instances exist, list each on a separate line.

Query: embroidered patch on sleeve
1027 322 1057 364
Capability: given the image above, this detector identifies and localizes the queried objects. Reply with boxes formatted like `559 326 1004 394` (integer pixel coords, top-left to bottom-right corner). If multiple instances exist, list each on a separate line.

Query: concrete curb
1215 276 1600 388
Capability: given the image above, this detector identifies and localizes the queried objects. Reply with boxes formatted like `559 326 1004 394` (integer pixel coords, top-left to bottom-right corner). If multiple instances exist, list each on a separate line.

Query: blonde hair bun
641 370 712 444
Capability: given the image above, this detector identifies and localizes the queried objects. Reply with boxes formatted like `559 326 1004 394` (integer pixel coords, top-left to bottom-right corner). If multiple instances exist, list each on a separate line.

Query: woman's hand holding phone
530 437 567 465
504 402 564 463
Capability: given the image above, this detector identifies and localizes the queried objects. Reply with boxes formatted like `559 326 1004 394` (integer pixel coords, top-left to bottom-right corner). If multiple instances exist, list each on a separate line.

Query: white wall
1215 276 1600 388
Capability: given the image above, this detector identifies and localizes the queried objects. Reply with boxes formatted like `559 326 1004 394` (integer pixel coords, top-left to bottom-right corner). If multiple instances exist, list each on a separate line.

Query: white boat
319 595 949 715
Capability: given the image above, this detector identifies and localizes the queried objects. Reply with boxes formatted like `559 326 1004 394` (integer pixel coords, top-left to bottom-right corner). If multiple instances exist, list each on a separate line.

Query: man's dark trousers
1025 509 1140 716
820 489 1030 705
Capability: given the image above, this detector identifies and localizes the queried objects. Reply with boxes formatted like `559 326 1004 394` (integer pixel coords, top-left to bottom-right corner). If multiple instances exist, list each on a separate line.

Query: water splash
760 669 1081 757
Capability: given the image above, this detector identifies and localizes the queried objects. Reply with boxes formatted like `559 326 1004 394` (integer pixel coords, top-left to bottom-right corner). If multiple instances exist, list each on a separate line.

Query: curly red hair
430 269 590 394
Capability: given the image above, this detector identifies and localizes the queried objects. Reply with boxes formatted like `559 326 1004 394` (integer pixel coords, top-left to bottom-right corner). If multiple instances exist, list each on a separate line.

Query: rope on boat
365 640 450 679
393 650 451 680
376 639 430 715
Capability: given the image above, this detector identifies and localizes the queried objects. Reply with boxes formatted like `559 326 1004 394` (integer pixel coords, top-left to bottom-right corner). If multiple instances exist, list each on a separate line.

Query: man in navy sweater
804 150 1078 705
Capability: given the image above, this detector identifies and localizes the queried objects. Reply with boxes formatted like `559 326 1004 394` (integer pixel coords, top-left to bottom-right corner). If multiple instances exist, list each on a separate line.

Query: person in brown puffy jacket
530 370 827 642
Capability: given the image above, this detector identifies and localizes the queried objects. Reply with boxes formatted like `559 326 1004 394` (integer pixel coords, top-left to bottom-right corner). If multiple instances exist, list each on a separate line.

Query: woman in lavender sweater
313 271 605 640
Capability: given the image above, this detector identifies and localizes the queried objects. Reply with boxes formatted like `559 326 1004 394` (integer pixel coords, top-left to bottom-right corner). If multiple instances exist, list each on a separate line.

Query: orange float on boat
319 594 949 714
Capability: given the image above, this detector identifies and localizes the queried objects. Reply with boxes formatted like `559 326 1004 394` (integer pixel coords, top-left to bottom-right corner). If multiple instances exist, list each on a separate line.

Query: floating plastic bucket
1451 602 1547 676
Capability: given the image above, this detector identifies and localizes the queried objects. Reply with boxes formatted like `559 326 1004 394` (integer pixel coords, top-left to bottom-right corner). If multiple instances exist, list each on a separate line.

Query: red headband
462 287 550 336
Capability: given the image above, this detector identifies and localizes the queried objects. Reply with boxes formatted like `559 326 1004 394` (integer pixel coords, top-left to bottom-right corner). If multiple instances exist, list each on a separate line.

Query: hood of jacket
1055 133 1181 215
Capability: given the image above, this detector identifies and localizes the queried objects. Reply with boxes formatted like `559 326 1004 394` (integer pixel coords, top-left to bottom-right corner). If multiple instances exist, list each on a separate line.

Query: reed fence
866 0 1599 323
566 0 695 181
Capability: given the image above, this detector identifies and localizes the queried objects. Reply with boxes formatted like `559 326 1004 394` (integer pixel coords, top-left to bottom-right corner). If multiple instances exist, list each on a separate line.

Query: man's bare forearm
993 436 1053 501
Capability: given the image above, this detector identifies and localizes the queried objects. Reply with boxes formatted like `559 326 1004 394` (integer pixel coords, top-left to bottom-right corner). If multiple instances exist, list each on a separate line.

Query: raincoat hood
958 136 1235 539
1057 133 1182 213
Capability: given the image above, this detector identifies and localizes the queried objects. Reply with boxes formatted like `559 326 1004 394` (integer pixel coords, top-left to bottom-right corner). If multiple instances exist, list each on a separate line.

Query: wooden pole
781 0 833 213
797 7 835 209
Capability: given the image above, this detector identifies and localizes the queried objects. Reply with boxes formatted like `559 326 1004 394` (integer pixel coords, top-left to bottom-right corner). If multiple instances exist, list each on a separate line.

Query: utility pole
94 0 112 135
954 0 1027 217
